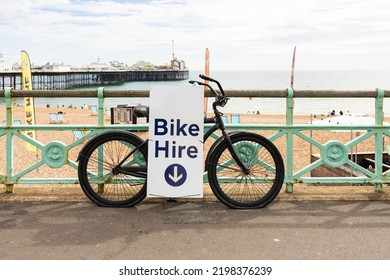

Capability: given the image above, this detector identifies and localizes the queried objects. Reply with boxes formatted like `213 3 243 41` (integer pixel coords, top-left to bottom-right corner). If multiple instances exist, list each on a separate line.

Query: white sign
147 86 204 198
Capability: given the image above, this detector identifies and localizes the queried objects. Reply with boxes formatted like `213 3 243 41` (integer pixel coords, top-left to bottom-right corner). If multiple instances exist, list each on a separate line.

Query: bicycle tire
207 132 284 209
78 131 148 207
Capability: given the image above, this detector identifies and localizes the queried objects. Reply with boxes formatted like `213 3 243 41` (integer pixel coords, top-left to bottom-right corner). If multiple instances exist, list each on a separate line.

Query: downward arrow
168 166 183 183
164 164 187 187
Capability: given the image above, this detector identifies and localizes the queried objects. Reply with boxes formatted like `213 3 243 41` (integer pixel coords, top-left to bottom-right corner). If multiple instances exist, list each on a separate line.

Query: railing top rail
225 90 382 98
0 89 387 98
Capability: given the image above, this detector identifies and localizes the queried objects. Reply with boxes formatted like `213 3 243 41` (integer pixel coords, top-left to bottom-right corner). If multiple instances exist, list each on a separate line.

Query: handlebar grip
204 117 216 124
199 74 225 97
189 80 209 88
199 74 218 84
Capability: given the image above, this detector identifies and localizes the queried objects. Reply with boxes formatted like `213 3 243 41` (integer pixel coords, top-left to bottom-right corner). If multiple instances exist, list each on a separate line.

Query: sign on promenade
147 86 204 198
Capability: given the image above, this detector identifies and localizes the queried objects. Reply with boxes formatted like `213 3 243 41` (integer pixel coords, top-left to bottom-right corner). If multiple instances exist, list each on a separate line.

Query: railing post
4 88 14 193
285 88 294 193
97 87 105 193
374 88 384 191
97 87 105 126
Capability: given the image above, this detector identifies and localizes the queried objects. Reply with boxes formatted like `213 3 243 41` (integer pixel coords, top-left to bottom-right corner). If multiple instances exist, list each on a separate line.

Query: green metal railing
1 87 389 194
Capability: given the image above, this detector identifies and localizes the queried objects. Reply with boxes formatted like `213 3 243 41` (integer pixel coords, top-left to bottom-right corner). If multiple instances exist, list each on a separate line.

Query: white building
129 61 155 70
171 57 186 70
42 62 71 72
82 58 112 71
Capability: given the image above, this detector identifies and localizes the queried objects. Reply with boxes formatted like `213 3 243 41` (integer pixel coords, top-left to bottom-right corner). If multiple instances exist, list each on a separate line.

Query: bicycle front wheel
207 132 284 209
78 131 148 207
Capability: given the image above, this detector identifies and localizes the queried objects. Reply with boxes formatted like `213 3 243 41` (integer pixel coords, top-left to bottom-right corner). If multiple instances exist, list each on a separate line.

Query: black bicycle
77 75 285 209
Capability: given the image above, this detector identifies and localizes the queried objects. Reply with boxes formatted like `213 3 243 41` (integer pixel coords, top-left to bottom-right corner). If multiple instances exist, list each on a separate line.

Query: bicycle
77 75 285 209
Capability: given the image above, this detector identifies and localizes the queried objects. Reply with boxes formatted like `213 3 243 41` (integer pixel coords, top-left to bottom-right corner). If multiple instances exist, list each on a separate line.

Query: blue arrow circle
164 164 187 187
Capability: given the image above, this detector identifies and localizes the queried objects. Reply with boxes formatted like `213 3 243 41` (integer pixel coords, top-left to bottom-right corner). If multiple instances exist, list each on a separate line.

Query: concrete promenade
1 184 390 260
1 199 390 260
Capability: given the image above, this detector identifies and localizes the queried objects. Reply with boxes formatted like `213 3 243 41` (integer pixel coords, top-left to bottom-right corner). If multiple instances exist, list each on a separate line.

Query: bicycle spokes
207 133 284 208
78 131 147 207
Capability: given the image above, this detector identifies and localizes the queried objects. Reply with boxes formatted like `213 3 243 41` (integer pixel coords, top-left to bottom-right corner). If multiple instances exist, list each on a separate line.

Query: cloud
1 0 390 70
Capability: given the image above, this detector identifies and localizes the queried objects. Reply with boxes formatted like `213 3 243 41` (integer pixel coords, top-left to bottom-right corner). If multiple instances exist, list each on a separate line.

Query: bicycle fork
113 140 148 178
221 128 251 175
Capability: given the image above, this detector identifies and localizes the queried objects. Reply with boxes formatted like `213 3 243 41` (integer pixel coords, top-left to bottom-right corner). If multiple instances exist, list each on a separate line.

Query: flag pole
290 46 296 89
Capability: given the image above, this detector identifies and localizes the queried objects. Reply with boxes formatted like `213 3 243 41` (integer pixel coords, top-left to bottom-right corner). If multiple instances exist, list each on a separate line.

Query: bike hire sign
147 86 204 198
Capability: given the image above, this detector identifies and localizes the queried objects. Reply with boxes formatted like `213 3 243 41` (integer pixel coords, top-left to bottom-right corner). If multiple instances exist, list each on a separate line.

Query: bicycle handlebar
199 74 217 83
188 80 219 96
189 75 229 108
198 74 226 97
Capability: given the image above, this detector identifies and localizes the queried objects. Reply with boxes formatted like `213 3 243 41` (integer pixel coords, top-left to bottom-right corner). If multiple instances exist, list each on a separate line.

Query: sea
15 70 390 116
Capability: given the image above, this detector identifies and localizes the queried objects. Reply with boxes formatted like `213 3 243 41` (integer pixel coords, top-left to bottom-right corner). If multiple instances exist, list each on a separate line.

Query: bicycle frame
203 117 250 174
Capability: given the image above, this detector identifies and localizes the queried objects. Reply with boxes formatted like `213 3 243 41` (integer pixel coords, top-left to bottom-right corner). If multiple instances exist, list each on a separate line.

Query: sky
1 0 390 71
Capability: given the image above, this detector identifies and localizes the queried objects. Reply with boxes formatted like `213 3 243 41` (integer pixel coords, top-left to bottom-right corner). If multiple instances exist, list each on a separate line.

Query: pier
0 69 189 90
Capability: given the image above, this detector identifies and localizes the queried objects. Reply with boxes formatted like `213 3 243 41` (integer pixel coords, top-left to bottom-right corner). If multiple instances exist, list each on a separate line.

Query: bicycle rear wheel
207 132 284 209
78 131 147 207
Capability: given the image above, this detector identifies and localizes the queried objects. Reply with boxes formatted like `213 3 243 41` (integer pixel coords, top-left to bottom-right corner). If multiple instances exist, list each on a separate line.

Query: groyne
0 69 189 90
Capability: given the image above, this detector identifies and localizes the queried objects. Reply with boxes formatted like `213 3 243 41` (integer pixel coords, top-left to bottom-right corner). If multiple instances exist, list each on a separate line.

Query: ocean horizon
8 70 390 116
